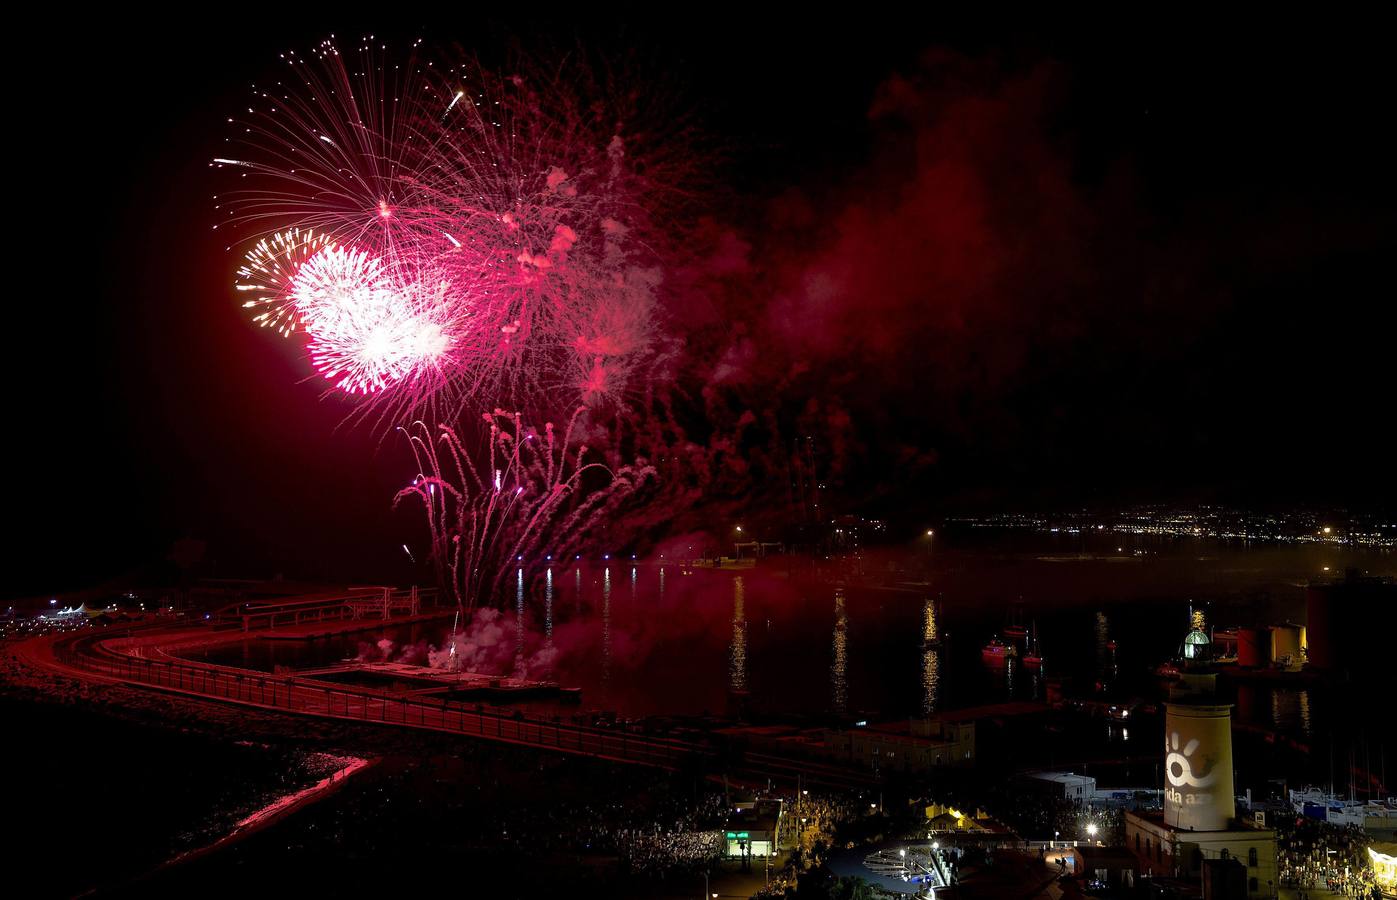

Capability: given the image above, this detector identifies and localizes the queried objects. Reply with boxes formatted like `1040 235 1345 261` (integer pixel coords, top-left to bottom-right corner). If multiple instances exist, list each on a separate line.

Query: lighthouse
1163 677 1236 831
1126 673 1275 898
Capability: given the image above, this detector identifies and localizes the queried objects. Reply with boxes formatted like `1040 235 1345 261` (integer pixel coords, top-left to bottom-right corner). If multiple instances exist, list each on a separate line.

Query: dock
294 660 582 703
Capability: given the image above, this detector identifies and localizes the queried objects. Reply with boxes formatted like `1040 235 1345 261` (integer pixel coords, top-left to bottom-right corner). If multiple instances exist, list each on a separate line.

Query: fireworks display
290 245 456 394
238 230 459 393
219 37 682 420
222 36 706 614
395 410 655 610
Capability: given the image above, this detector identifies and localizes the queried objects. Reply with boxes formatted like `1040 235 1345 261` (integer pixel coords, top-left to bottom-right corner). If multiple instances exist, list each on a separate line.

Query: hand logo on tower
1165 731 1217 789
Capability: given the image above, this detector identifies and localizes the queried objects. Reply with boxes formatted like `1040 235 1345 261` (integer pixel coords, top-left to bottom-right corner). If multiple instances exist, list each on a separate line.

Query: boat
1106 702 1137 721
982 637 1017 664
1290 788 1397 828
1023 620 1043 668
1003 599 1029 645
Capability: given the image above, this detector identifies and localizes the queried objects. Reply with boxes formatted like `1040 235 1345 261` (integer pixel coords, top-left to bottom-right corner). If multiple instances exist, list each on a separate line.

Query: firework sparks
395 411 655 611
235 228 335 336
223 39 707 611
290 245 454 394
220 37 688 420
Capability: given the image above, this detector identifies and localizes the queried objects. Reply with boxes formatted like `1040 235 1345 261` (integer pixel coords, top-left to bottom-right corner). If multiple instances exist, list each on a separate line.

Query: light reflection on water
729 576 747 693
1270 688 1313 735
1095 611 1113 683
921 596 940 716
544 568 553 650
185 542 1390 752
831 588 848 715
514 568 525 673
600 567 612 693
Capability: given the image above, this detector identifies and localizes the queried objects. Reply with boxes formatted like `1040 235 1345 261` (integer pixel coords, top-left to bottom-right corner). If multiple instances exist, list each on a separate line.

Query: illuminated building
1236 624 1307 669
725 799 783 858
1369 843 1397 899
923 803 987 832
1125 675 1277 899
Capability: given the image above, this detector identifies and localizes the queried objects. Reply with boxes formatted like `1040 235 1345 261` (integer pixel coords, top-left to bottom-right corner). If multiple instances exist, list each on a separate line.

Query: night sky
12 14 1395 598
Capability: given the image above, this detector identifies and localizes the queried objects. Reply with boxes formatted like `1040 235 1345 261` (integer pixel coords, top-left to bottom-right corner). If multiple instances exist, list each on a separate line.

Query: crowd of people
987 785 1126 846
787 792 862 853
615 826 725 872
1277 817 1383 900
512 783 731 876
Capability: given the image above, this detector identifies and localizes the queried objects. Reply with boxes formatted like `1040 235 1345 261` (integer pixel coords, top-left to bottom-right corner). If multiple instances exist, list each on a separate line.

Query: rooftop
1127 809 1274 836
1027 772 1096 787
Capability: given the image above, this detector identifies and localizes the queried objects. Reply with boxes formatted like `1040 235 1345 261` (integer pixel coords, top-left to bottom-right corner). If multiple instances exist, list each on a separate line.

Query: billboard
1163 703 1235 831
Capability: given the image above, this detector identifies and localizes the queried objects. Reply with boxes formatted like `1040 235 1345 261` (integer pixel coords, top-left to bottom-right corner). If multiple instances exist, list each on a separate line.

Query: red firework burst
218 37 691 421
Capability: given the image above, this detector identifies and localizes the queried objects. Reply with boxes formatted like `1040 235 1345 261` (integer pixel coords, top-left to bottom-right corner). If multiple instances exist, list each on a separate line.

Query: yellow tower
1163 676 1235 831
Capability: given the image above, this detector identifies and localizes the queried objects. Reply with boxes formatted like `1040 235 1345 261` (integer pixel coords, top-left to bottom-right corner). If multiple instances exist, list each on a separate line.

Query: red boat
1022 621 1044 668
982 638 1017 664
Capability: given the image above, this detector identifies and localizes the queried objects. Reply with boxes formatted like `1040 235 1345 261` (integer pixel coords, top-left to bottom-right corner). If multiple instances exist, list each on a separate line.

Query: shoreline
146 753 376 877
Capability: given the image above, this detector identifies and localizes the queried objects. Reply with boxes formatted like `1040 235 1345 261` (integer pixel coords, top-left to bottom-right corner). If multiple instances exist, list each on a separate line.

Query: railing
56 636 700 771
213 587 444 631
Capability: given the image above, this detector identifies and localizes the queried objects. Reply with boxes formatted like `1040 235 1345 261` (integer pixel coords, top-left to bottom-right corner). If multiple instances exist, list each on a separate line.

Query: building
824 717 975 771
1128 811 1277 900
1020 772 1098 804
1202 856 1249 900
725 799 783 858
1235 625 1308 669
1369 843 1397 899
1068 846 1140 890
924 803 991 832
1126 674 1277 899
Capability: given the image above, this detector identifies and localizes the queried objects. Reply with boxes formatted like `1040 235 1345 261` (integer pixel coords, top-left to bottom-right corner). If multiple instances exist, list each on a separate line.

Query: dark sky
11 13 1395 598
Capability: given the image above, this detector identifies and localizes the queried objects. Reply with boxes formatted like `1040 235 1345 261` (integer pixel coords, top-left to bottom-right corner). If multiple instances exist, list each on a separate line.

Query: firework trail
394 409 656 612
219 37 689 421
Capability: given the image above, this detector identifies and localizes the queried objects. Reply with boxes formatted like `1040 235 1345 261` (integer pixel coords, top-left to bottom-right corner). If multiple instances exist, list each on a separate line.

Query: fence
57 636 701 771
214 587 444 631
